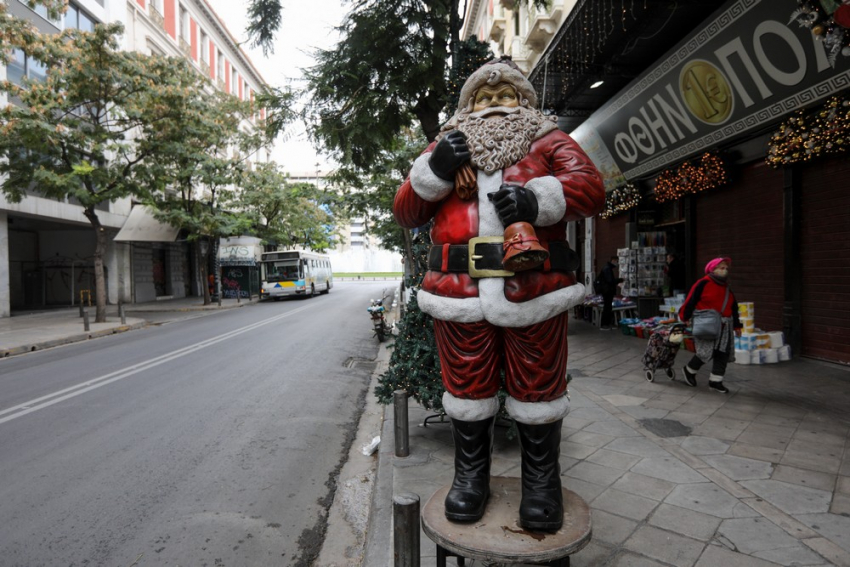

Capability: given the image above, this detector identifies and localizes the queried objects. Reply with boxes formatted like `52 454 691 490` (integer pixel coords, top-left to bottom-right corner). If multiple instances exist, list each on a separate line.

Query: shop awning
113 206 180 242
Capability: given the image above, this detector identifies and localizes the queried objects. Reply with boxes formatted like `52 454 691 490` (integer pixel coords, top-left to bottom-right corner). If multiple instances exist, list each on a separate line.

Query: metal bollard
79 302 85 318
394 390 409 458
83 310 90 332
393 492 420 567
119 304 126 325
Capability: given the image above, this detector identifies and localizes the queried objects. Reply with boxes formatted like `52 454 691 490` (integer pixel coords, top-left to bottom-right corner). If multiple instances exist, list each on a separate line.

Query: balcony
526 0 564 51
180 37 191 59
149 5 165 31
489 16 507 43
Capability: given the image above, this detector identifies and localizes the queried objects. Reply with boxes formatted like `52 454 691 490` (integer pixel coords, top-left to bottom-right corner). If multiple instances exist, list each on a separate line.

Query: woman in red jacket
678 258 742 393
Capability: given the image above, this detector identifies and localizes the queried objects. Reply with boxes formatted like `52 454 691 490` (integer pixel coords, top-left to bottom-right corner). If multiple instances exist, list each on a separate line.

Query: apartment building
0 0 269 314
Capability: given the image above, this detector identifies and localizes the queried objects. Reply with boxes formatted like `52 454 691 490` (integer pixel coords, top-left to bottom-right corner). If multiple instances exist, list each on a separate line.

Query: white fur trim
417 290 484 323
410 154 454 202
709 374 724 383
506 394 570 425
525 176 566 227
479 279 586 328
477 171 504 236
442 392 500 421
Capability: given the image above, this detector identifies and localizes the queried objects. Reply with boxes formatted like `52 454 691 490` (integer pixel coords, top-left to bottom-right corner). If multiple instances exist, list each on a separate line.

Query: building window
231 68 238 95
217 50 224 81
20 0 61 24
179 5 189 41
64 2 95 32
201 31 209 62
7 48 47 85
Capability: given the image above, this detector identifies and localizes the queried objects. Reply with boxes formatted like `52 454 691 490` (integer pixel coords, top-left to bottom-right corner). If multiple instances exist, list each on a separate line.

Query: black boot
444 417 495 522
517 419 564 531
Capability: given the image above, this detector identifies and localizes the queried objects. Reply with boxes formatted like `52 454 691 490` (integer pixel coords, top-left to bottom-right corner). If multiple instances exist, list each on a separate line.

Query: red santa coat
394 128 605 328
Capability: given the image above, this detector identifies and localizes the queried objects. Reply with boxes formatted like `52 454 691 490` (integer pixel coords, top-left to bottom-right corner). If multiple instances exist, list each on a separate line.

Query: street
0 281 395 567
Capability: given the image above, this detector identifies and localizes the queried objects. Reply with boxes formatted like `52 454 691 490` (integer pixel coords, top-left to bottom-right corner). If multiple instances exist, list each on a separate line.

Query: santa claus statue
393 57 605 531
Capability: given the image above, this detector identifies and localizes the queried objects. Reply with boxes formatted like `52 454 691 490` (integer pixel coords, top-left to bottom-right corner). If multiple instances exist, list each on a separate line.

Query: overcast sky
204 0 348 175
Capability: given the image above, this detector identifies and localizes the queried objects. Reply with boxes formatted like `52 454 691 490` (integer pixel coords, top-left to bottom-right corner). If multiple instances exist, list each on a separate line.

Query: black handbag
691 286 730 340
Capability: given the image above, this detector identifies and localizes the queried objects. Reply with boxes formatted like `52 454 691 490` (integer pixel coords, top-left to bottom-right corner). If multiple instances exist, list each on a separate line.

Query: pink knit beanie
705 257 731 274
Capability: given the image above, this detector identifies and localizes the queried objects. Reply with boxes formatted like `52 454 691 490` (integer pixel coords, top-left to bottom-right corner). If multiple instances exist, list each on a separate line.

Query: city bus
259 250 333 300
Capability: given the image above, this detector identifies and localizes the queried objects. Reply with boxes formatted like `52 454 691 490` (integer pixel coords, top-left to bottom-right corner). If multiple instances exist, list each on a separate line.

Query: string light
766 94 850 168
654 153 728 202
599 182 640 218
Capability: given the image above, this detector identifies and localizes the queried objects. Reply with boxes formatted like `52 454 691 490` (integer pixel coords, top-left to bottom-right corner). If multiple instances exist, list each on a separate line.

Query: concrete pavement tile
665 411 712 426
781 442 843 474
728 442 785 464
680 436 731 455
796 419 849 437
800 533 850 565
564 461 627 487
842 455 850 476
605 437 671 458
742 421 795 440
569 392 602 409
736 430 792 452
716 517 824 565
792 428 847 448
556 455 580 474
569 430 616 448
584 420 643 437
611 551 672 566
674 402 721 416
665 483 760 518
587 449 643 471
771 465 837 492
831 493 850 516
698 468 756 499
602 394 649 406
723 400 768 414
644 397 689 411
838 476 850 495
563 415 594 430
620 405 670 420
623 525 705 566
562 476 609 504
611 472 676 501
593 488 660 521
631 456 708 484
701 455 774 481
692 416 750 442
592 509 640 545
648 503 722 541
570 407 619 421
569 540 616 567
714 407 761 422
752 413 803 429
760 403 809 420
560 440 600 460
695 543 786 567
739 479 831 515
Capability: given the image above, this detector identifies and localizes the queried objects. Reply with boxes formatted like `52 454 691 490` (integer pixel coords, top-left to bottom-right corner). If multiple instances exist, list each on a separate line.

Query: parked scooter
367 298 390 342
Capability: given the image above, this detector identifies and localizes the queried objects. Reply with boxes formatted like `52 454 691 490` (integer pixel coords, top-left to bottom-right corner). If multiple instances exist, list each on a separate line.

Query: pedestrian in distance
665 252 686 294
678 257 742 393
596 256 623 330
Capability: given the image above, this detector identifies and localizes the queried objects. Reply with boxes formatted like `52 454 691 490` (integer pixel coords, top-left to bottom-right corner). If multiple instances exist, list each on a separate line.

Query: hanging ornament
834 4 850 28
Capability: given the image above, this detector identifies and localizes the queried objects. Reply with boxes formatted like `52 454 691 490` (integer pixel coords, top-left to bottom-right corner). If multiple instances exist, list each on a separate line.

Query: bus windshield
264 261 301 282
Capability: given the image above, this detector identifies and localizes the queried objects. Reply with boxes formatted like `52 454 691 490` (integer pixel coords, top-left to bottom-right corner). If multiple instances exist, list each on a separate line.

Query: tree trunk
83 208 109 323
198 239 211 305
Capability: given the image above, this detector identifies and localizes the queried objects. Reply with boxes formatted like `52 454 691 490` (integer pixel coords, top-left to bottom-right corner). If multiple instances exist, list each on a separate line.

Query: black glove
488 184 538 226
428 131 470 181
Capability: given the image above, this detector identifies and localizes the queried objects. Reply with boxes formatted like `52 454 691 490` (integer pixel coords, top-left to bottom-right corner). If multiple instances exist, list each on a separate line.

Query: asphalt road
0 281 397 567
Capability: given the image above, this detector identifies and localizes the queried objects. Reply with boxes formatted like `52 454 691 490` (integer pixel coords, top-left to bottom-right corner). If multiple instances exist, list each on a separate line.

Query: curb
0 321 147 359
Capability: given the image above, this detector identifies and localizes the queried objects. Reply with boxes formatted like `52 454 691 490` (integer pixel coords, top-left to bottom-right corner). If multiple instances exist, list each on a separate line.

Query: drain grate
638 418 692 438
343 357 377 373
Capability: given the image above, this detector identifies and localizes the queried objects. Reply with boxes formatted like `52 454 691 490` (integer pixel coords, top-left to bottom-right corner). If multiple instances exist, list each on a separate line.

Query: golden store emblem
680 60 734 125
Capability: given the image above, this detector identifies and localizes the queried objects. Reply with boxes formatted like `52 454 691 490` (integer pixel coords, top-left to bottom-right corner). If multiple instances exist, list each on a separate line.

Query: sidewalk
366 320 850 567
0 296 256 358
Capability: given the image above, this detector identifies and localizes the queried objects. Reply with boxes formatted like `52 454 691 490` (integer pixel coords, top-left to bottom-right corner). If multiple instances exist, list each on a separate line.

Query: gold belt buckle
468 236 515 278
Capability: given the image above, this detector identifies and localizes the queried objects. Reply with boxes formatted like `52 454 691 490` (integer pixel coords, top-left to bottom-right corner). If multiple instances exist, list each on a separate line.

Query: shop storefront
218 236 262 300
572 0 850 363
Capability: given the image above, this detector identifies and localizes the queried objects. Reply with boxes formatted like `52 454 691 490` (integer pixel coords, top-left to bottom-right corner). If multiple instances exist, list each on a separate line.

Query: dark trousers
601 293 615 327
687 350 730 377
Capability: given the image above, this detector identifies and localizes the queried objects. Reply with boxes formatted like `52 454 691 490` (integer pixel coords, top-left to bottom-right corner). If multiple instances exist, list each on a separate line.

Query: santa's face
472 83 520 113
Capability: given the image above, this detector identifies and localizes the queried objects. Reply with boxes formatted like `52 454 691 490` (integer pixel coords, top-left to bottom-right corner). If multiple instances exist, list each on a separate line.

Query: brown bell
502 221 549 272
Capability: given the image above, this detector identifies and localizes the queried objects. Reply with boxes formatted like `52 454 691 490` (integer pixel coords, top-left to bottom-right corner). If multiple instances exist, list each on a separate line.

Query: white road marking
0 303 316 425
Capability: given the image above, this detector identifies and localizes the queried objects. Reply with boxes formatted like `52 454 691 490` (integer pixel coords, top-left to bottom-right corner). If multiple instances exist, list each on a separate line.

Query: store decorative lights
766 94 850 168
654 153 728 203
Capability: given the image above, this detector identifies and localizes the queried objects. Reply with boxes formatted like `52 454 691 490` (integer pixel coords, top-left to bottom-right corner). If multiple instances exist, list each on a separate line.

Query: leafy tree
0 16 204 322
138 66 261 305
240 162 339 253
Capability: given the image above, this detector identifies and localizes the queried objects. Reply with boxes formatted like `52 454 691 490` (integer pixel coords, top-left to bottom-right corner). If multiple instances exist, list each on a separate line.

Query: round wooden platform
421 476 592 565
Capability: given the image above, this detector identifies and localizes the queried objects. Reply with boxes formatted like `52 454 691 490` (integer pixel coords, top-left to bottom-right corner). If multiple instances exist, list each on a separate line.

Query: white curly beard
453 106 546 174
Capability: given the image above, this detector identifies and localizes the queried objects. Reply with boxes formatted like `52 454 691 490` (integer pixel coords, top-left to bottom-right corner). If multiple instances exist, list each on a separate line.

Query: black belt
428 237 579 278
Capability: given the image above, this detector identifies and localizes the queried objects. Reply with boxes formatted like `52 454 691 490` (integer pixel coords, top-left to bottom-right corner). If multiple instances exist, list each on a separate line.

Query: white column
0 212 10 317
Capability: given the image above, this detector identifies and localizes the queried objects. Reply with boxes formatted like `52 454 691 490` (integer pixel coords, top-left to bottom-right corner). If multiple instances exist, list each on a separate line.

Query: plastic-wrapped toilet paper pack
778 345 792 361
764 348 779 363
738 333 757 351
767 331 784 348
756 334 772 349
751 350 765 364
740 317 755 333
738 302 754 318
735 349 751 364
